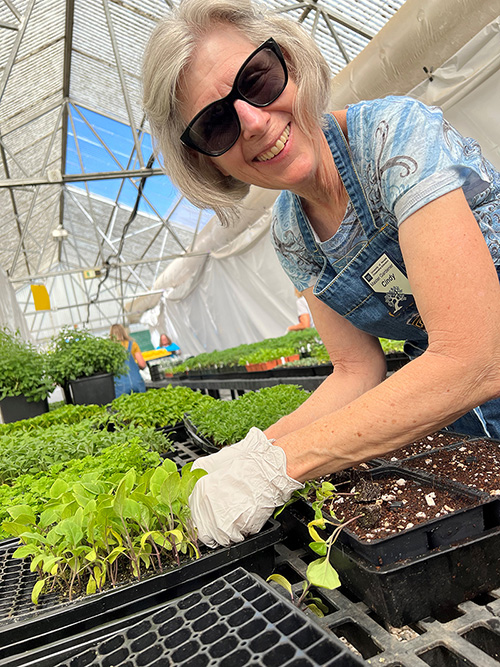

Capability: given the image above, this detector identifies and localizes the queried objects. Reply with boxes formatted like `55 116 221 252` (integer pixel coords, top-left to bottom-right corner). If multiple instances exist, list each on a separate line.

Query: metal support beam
0 167 164 188
103 0 144 169
0 0 37 105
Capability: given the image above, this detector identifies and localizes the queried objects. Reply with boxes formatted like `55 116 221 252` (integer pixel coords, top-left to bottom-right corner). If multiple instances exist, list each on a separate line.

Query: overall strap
326 113 377 236
127 340 133 353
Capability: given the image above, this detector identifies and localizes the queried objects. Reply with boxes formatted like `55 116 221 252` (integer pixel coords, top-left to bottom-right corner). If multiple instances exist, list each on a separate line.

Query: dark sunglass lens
238 48 286 105
188 102 239 154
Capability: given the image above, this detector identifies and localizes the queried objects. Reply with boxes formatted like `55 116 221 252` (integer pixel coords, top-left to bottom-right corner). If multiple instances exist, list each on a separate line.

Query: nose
234 99 270 140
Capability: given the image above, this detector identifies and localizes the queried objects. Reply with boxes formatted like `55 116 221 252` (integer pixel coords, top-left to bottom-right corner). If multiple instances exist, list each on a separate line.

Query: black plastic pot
5 567 365 667
0 395 49 423
298 466 489 566
67 372 115 406
281 504 500 627
183 414 219 454
0 520 282 662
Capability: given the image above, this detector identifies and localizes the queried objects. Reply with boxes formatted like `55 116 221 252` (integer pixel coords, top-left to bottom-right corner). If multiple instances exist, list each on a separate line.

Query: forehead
179 26 259 119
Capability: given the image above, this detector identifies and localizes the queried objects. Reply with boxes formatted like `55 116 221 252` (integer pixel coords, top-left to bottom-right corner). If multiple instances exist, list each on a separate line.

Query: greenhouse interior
0 0 499 665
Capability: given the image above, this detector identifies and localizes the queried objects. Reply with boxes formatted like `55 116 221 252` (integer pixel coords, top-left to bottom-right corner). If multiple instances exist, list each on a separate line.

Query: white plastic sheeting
409 17 500 170
139 208 297 356
0 267 30 339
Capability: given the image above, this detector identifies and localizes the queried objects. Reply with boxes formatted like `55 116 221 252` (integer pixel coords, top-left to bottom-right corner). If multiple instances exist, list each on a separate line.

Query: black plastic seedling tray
10 567 365 667
281 504 500 627
398 437 500 527
183 414 220 454
0 520 282 662
298 466 488 565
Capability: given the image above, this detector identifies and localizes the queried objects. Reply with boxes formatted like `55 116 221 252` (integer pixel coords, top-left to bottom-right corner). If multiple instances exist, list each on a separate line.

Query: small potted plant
0 327 55 423
48 327 128 406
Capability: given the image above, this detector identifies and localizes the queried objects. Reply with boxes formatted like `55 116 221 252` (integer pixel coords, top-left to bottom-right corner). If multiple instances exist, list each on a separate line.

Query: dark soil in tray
322 472 480 542
377 431 469 462
403 439 500 496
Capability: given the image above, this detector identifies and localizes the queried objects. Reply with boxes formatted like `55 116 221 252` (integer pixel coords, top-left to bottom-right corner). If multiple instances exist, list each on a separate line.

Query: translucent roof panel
0 0 407 338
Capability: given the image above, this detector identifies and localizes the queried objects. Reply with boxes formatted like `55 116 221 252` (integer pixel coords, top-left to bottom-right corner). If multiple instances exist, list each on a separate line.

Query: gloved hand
188 427 303 548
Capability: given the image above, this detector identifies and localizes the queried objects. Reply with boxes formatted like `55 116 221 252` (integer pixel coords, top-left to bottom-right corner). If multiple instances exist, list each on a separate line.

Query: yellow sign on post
30 284 51 311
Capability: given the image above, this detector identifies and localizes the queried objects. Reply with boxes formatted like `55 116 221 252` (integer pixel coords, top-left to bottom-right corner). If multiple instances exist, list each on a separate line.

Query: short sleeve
347 96 493 225
131 341 140 356
271 191 323 291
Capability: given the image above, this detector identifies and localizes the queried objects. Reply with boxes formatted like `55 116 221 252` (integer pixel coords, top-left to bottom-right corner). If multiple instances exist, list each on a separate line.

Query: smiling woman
142 0 330 224
142 0 500 550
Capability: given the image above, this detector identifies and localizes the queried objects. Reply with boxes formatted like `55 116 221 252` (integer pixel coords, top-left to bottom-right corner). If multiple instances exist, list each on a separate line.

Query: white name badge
362 253 413 315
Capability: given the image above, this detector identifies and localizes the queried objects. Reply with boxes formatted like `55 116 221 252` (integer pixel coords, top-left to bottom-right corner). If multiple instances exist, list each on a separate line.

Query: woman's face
179 26 322 194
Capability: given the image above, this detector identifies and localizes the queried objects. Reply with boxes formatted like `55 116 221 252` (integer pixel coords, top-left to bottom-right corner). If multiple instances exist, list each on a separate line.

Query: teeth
256 125 290 162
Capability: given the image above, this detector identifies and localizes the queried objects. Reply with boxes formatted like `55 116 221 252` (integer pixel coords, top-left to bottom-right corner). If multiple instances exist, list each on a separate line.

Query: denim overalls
292 114 500 439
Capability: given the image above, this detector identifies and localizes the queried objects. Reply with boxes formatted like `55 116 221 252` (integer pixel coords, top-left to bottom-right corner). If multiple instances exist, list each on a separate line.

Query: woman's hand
188 428 303 547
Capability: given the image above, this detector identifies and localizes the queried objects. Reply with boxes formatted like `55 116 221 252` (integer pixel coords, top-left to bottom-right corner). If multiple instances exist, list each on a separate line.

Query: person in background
157 333 181 356
288 288 313 331
110 324 146 396
142 0 500 548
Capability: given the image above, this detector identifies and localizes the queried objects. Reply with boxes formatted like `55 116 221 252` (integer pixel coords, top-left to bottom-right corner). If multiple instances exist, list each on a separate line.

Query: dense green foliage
111 386 214 428
171 331 405 374
0 421 167 485
48 327 128 385
187 385 310 446
0 328 55 402
7 460 206 603
0 403 109 436
172 329 320 374
0 440 164 540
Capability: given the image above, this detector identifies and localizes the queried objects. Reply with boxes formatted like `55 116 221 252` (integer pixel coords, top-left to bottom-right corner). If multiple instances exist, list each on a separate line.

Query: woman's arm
134 350 147 370
287 312 311 330
275 188 500 481
266 287 387 439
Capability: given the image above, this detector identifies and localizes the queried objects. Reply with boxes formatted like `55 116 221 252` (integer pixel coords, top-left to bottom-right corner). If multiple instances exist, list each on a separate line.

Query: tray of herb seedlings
183 384 311 454
0 458 282 662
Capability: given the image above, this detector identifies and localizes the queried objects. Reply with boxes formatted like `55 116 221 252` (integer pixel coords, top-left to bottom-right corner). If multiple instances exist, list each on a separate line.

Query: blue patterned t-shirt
271 96 500 291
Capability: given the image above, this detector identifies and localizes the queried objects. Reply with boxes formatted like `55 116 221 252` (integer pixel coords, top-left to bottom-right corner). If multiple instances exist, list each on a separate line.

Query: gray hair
142 0 331 224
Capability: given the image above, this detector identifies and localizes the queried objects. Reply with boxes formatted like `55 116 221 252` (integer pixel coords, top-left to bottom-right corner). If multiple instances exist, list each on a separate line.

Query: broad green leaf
160 472 181 507
49 478 70 499
309 541 327 556
6 505 36 524
54 518 83 548
307 525 325 543
13 544 38 559
306 557 341 590
267 574 293 597
161 458 177 473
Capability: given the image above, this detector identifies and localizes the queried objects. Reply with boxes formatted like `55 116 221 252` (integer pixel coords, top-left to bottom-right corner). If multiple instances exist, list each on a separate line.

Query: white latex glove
189 427 303 548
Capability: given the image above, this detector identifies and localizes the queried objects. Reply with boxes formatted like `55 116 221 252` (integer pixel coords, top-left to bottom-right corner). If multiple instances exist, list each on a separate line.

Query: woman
143 0 500 547
110 324 146 396
157 333 181 356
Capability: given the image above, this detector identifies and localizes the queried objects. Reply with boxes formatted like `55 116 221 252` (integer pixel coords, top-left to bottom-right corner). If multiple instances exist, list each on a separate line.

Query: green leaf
305 602 325 618
267 574 293 598
6 505 36 524
306 557 341 590
309 541 327 556
31 578 46 605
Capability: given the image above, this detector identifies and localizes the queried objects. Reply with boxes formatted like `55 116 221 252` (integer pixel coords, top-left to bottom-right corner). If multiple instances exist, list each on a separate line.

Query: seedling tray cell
0 520 282 661
12 567 365 667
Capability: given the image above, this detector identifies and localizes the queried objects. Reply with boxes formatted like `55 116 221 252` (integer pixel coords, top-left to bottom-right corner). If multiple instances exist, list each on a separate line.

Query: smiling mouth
255 124 290 162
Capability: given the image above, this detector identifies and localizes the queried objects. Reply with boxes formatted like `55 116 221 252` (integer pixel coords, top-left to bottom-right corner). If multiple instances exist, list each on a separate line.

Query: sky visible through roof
66 106 207 230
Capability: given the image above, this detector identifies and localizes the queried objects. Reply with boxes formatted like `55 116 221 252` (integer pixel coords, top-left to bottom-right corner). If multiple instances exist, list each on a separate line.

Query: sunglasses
180 38 288 157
